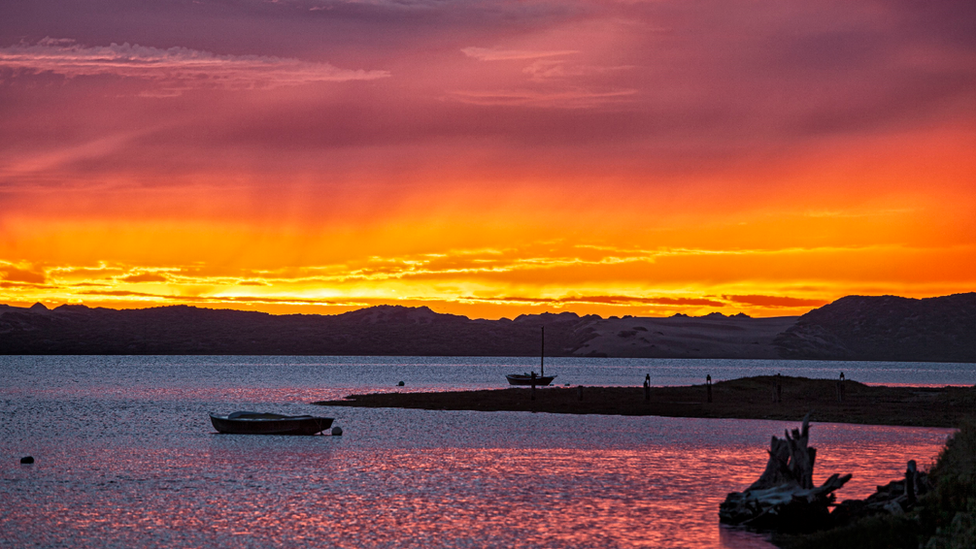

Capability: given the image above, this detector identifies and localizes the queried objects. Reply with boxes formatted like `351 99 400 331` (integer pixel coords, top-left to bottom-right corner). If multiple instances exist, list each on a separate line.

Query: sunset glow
2 0 974 318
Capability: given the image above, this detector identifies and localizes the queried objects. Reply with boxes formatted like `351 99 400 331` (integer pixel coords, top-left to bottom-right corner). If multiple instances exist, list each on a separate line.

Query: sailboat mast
540 326 545 377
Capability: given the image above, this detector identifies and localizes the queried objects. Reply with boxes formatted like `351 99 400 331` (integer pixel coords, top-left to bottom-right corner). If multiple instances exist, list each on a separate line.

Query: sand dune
573 314 797 358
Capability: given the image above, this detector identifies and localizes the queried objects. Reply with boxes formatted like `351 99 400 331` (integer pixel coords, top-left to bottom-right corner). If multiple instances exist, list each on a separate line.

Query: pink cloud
461 47 579 61
0 38 390 93
448 88 637 108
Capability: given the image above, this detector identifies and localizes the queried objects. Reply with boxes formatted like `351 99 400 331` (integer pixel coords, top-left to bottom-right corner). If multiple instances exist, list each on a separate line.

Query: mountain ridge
1 293 974 361
774 292 976 362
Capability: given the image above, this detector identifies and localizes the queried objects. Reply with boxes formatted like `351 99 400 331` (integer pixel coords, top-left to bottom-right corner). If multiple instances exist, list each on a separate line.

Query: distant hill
0 303 588 356
773 293 976 362
0 302 791 358
1 293 974 361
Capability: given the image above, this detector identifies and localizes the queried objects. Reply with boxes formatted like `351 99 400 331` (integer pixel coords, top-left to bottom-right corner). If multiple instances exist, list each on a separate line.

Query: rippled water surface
1 356 960 548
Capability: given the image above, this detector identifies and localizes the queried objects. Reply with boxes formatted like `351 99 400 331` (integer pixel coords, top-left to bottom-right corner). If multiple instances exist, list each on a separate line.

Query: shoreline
313 375 976 428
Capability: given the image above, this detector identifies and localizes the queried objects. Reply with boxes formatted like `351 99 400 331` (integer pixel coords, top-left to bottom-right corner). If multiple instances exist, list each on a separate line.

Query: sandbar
313 376 975 428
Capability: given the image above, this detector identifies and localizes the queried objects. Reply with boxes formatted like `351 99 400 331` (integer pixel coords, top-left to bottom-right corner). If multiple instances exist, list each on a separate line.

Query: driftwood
719 414 852 532
830 460 930 525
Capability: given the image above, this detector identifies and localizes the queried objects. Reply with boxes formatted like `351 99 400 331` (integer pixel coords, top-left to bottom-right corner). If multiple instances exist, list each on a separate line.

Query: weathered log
830 462 930 526
720 414 852 533
721 473 852 532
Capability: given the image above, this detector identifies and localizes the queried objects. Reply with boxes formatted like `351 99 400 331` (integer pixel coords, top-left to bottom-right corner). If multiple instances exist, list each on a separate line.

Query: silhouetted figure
706 374 712 403
644 374 650 401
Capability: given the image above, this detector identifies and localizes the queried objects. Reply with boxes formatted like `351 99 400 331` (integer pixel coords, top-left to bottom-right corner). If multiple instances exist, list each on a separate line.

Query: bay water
1 356 965 548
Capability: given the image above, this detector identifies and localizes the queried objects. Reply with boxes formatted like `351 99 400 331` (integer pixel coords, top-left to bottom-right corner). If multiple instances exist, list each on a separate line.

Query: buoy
397 381 405 386
331 426 343 436
20 456 34 464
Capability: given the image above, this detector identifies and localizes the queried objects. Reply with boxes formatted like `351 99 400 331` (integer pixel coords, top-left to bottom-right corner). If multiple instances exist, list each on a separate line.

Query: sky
0 0 974 319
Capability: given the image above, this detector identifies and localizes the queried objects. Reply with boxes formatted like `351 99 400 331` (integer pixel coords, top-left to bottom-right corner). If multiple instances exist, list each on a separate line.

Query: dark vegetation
1 292 974 361
315 375 976 428
775 421 976 549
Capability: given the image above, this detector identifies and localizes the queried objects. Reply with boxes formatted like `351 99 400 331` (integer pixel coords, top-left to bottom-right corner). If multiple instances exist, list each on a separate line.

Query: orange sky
1 0 974 319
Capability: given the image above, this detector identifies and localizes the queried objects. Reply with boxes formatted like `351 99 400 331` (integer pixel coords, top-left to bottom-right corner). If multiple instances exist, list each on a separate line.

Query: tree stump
719 414 852 533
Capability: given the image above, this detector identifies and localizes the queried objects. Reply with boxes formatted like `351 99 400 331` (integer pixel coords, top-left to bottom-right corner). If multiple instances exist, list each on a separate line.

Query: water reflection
3 412 951 548
0 356 957 548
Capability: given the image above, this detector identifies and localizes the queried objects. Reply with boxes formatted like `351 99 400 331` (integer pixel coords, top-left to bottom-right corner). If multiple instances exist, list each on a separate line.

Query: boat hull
209 412 334 435
505 374 556 386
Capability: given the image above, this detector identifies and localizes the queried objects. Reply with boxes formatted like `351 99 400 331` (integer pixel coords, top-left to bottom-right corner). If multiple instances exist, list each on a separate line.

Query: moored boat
506 326 556 386
505 373 556 386
209 411 334 435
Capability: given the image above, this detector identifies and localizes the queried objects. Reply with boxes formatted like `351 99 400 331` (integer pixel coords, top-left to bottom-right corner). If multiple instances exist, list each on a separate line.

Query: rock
331 427 343 436
883 500 905 515
20 456 34 464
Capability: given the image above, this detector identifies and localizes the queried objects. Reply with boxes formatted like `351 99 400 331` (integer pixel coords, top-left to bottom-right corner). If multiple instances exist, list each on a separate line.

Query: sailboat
506 326 556 386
